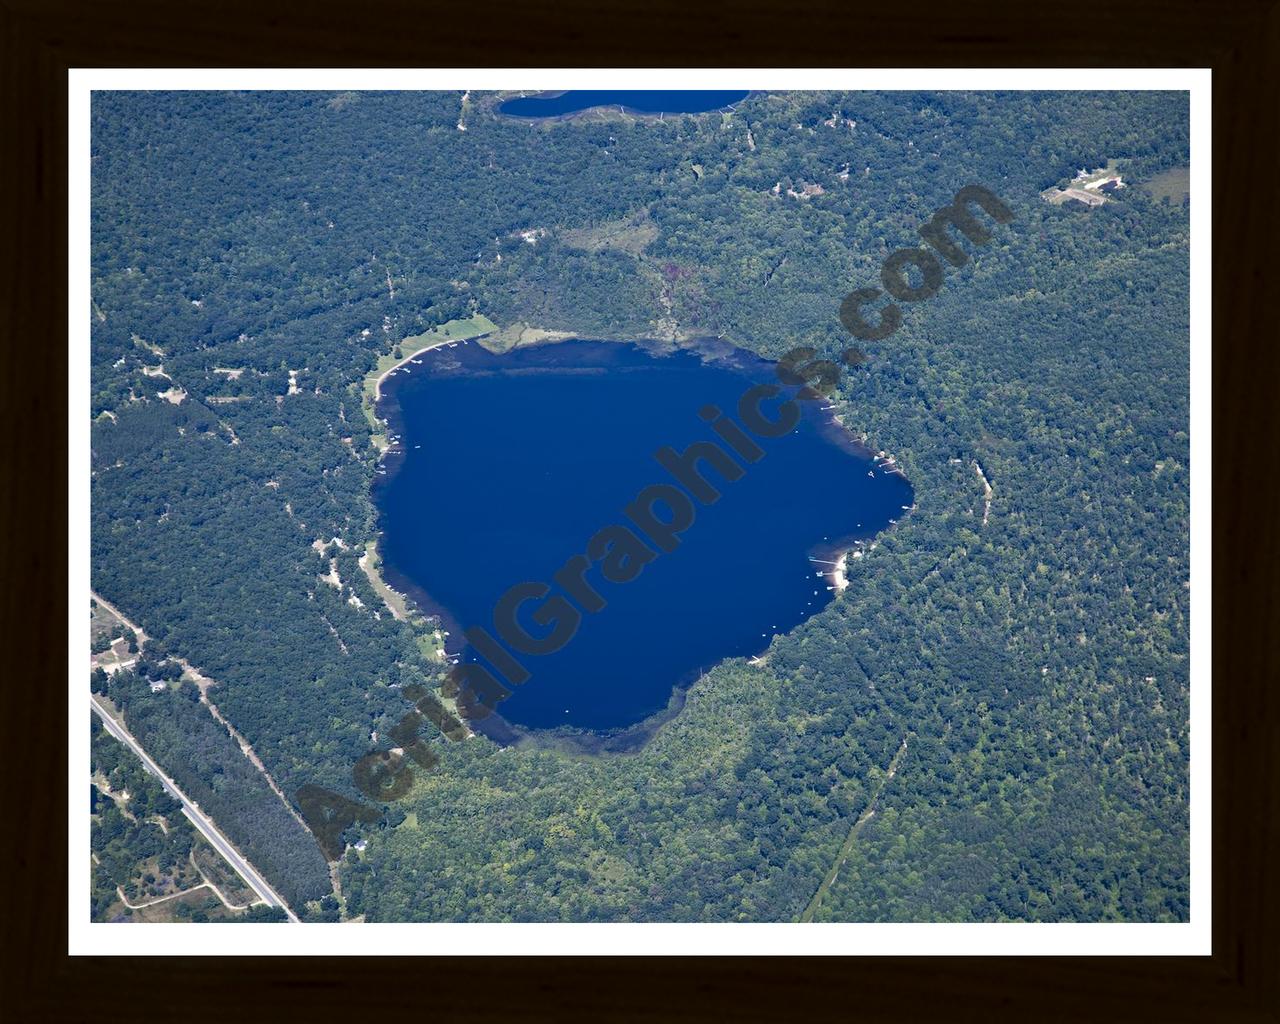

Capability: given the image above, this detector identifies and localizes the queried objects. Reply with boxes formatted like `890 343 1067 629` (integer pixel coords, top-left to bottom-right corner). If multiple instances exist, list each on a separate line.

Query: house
1041 186 1106 208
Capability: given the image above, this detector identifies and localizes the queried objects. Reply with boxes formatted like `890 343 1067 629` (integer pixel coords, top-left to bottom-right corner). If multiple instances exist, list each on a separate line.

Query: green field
561 209 659 255
1144 166 1191 204
402 312 499 348
90 599 124 652
360 313 498 434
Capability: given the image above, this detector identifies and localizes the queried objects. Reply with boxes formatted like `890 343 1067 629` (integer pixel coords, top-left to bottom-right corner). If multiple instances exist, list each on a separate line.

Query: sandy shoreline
829 550 851 592
363 318 498 450
372 334 472 405
810 545 854 595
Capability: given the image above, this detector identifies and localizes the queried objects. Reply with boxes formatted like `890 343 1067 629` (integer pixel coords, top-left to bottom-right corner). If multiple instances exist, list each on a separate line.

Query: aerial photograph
86 87 1192 926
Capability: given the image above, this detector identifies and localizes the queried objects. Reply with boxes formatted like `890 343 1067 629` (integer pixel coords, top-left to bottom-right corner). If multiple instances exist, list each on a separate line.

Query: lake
375 338 912 739
498 91 749 119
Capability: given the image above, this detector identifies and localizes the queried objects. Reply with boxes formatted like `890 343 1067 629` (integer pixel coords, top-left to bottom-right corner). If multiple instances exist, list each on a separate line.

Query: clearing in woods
1144 166 1190 204
561 208 659 255
192 841 260 909
360 313 498 436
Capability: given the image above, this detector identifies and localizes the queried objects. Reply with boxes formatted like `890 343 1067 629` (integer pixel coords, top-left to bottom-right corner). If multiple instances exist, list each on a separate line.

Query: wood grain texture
1 0 1275 1018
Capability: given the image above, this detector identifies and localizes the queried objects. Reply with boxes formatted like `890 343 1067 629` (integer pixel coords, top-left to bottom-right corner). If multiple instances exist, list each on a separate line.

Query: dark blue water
498 91 749 118
375 339 912 735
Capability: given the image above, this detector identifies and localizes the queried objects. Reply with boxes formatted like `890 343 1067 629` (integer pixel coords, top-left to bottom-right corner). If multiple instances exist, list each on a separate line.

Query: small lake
375 338 912 739
498 91 749 119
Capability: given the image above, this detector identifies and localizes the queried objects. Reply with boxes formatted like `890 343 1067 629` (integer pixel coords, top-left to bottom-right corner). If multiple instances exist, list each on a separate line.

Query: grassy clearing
403 312 499 347
359 542 415 622
359 313 498 436
115 884 240 923
90 600 126 650
192 839 258 908
1144 166 1190 204
483 322 579 354
561 208 659 255
131 333 164 357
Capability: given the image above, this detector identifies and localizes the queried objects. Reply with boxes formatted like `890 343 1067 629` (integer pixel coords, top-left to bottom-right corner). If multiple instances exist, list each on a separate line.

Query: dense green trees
90 718 198 918
91 89 1190 921
102 673 332 910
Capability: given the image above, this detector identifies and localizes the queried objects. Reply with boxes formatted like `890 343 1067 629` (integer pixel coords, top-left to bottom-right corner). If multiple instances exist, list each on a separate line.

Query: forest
94 671 332 911
90 715 290 922
90 90 1190 921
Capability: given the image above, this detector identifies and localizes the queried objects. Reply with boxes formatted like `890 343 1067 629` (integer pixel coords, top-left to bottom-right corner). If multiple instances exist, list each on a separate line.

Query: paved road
90 694 300 923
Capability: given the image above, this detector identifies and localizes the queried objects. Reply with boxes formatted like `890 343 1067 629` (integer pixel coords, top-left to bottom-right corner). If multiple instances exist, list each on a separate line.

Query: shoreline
830 550 851 592
371 342 447 406
367 317 497 407
808 541 857 598
493 90 755 126
369 333 914 755
371 334 472 405
471 681 693 757
357 318 500 661
366 330 735 671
